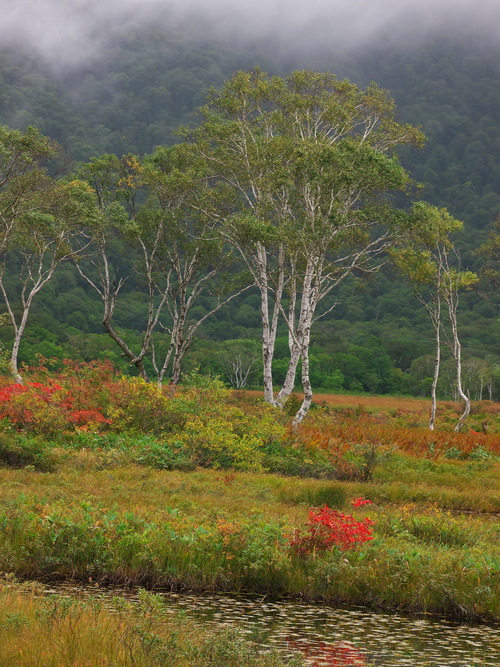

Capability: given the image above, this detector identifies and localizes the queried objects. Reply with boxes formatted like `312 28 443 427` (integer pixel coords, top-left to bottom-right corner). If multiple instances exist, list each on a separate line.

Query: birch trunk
444 270 471 432
428 279 442 431
5 290 32 383
292 321 314 427
102 314 150 381
276 255 318 410
257 242 284 406
451 316 470 432
261 281 276 405
429 318 440 431
0 244 69 384
10 322 26 384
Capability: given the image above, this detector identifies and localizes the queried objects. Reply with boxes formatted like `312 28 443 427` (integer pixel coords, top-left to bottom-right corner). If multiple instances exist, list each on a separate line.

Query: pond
44 585 500 666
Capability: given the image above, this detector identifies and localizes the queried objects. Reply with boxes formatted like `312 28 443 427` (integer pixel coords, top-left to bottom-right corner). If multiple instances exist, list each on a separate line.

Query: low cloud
2 0 500 70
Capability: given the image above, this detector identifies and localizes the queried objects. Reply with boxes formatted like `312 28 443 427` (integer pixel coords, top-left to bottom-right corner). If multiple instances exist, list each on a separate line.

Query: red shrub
0 377 111 434
290 505 375 555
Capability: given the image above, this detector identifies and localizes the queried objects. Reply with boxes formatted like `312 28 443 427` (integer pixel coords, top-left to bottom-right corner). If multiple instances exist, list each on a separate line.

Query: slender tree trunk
169 305 187 386
276 339 301 407
8 303 31 384
10 330 25 384
445 284 470 432
171 339 186 386
429 335 440 431
276 257 315 408
155 342 174 387
1 276 46 384
102 316 150 381
453 334 470 432
292 325 313 427
261 290 276 405
171 356 182 385
429 293 442 431
258 243 282 407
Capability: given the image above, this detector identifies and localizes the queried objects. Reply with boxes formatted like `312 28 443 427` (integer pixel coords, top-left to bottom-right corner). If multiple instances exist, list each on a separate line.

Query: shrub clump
0 430 56 471
289 504 375 555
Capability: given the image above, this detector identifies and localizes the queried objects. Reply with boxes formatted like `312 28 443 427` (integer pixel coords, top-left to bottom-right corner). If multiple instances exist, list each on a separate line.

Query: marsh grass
277 483 347 508
0 582 305 666
0 460 498 619
0 380 498 622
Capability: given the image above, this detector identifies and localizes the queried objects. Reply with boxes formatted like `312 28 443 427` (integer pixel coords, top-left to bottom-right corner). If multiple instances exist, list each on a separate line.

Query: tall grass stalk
0 582 305 666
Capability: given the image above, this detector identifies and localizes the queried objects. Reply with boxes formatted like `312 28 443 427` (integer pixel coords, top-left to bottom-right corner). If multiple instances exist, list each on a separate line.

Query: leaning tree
75 147 246 384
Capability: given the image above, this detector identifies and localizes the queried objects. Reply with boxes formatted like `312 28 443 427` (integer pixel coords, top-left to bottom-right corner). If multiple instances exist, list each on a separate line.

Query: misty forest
0 3 499 666
0 18 499 408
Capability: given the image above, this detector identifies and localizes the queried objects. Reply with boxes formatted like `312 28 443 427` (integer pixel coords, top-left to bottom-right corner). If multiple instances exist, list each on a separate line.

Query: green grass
0 454 497 620
0 378 497 623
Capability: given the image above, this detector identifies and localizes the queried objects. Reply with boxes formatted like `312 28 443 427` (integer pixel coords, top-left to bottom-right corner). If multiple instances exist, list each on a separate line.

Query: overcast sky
2 0 500 70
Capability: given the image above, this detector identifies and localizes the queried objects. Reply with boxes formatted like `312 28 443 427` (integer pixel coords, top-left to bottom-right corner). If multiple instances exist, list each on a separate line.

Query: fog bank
2 0 500 70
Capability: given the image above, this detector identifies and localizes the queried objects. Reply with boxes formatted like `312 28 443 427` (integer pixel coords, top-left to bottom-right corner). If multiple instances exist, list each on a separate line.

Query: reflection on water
44 585 500 666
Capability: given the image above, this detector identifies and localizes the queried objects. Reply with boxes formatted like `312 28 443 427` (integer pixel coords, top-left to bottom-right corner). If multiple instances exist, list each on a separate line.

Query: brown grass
241 389 454 412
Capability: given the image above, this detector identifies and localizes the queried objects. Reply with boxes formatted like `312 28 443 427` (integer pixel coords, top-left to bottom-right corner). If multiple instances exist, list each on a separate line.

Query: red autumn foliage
67 409 112 427
290 505 375 555
0 372 111 433
351 497 372 508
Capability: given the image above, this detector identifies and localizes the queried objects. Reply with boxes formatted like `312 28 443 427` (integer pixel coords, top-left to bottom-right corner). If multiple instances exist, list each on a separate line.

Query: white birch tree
0 125 94 382
76 147 245 384
189 69 424 421
440 254 478 431
391 203 477 431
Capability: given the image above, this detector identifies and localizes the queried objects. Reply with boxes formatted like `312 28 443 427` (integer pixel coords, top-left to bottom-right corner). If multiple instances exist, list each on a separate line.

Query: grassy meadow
0 362 498 664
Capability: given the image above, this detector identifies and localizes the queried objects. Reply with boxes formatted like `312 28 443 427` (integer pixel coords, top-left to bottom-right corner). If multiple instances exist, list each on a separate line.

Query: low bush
0 380 110 436
0 430 56 471
109 377 195 435
132 439 196 471
289 505 375 555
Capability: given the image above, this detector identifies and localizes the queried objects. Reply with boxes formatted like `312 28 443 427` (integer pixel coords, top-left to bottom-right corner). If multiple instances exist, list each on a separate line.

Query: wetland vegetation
0 362 498 664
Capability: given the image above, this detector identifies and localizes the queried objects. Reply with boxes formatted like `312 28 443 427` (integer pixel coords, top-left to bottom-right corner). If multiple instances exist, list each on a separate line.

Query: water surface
45 585 500 666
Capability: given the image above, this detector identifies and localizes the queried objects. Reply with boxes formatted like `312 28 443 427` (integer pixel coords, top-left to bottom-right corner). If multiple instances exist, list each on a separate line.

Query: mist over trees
0 16 499 406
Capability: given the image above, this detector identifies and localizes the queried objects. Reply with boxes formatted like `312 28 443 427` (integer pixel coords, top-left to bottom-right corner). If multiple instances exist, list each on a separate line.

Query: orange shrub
292 409 500 458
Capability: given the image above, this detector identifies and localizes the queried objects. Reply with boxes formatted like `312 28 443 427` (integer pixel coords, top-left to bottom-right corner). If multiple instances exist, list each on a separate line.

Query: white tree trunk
292 322 314 427
453 333 470 432
276 256 316 408
261 286 277 405
445 279 470 432
428 288 442 431
257 243 284 406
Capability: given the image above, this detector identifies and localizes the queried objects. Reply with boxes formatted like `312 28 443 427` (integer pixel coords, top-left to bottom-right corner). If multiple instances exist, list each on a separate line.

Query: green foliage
0 430 56 471
262 440 335 478
0 38 500 398
109 378 194 435
175 400 287 472
132 438 196 472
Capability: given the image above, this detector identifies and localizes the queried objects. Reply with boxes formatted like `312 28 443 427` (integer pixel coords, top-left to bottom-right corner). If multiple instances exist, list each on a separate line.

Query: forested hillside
0 27 499 399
